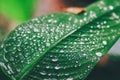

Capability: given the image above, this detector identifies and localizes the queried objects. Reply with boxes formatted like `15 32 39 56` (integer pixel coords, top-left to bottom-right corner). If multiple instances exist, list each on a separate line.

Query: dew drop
55 66 61 70
96 52 102 57
111 13 119 19
16 68 21 72
52 20 57 23
33 28 39 32
83 53 87 57
46 66 50 69
65 73 69 76
60 50 64 53
83 17 87 21
0 62 7 69
4 48 7 53
75 61 79 63
80 42 84 44
46 42 50 47
109 5 114 10
66 77 73 80
68 17 72 21
48 19 52 23
40 71 46 75
103 7 107 11
52 58 58 62
103 21 107 24
80 20 83 23
64 46 67 48
106 25 110 28
102 41 107 45
48 73 51 76
89 11 97 18
7 65 14 74
36 65 40 68
88 65 91 68
74 19 78 23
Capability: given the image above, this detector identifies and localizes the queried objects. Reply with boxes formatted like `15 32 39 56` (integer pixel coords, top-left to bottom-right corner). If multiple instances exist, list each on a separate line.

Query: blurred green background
0 0 37 22
0 0 120 80
0 0 38 45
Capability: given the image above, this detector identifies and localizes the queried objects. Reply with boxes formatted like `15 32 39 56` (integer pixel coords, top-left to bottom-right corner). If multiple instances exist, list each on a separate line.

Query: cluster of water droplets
24 6 120 80
98 1 114 11
0 0 120 80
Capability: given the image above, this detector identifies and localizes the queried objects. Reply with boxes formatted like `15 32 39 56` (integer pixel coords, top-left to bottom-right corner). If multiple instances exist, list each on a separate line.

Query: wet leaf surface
0 0 120 80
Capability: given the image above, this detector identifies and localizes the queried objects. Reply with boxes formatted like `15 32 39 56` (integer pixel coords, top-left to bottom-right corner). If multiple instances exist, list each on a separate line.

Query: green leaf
0 0 120 80
0 0 37 22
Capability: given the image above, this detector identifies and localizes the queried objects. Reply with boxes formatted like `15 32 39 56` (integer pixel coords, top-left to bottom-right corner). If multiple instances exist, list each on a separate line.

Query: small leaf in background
0 0 38 23
0 0 120 80
63 7 86 14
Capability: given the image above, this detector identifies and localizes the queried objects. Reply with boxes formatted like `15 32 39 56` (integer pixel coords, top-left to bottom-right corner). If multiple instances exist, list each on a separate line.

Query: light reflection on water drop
66 77 73 80
40 71 46 75
96 52 102 57
52 58 58 62
55 66 61 70
102 41 107 45
109 5 114 10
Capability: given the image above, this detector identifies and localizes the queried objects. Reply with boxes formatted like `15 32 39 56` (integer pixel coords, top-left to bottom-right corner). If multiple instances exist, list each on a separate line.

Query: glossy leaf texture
0 0 120 80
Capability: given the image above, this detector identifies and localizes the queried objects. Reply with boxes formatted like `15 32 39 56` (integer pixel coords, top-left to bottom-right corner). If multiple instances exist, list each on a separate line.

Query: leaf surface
0 0 120 80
